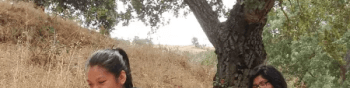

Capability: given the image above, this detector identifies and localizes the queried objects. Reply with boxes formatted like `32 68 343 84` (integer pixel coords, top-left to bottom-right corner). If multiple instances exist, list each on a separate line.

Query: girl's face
87 66 126 88
252 75 273 88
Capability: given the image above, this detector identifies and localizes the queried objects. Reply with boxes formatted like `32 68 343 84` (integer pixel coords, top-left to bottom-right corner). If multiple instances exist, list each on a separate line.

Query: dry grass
0 43 91 88
0 1 216 88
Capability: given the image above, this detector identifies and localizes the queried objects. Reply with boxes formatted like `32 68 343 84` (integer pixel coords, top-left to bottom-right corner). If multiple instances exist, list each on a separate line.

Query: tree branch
279 0 290 23
184 0 221 47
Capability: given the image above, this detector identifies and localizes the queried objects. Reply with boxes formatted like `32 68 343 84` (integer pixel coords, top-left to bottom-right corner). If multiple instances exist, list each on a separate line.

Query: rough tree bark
184 0 275 88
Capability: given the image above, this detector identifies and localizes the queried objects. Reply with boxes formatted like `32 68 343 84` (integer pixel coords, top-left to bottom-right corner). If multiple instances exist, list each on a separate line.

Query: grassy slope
0 1 215 88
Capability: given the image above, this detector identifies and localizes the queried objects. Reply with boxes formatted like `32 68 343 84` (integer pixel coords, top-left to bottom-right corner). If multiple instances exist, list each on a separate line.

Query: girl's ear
118 70 127 85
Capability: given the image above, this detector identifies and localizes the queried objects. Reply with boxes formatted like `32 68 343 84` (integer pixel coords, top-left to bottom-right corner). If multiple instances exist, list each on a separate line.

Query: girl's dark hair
248 65 287 88
86 48 133 88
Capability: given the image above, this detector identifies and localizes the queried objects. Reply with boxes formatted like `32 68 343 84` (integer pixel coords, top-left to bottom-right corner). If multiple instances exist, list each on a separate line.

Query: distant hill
0 1 215 88
154 45 215 53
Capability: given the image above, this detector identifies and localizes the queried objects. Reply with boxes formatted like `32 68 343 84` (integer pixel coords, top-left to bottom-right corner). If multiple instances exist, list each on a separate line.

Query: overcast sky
111 0 236 47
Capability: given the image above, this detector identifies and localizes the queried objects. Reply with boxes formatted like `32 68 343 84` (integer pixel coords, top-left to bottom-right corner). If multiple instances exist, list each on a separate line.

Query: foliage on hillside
0 1 115 48
132 36 153 45
264 0 350 87
186 50 217 66
19 0 119 32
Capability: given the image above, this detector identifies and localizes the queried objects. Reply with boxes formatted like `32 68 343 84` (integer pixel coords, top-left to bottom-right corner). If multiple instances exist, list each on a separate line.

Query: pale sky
111 0 236 47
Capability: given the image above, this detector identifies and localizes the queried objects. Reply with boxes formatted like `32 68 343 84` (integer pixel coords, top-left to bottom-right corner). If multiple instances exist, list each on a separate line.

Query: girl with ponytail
86 48 133 88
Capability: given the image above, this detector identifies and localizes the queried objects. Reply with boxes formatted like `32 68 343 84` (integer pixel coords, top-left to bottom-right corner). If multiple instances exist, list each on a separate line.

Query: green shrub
186 50 217 66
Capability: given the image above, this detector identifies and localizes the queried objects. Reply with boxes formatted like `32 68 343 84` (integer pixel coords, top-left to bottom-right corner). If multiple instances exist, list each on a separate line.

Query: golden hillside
0 1 215 88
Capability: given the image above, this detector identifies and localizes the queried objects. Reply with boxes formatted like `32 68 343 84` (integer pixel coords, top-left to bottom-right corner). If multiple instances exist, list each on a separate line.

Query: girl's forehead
89 66 108 75
254 75 267 83
91 65 106 70
88 66 115 80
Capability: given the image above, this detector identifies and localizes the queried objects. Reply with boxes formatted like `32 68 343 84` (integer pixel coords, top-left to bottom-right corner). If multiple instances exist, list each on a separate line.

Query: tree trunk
184 0 275 87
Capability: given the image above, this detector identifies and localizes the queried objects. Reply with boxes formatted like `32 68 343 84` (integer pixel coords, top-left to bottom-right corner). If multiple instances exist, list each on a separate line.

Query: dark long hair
86 48 133 88
248 65 287 88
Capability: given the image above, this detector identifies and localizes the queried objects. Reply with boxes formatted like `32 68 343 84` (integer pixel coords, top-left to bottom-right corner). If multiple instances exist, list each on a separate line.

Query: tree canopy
264 0 350 87
28 0 234 34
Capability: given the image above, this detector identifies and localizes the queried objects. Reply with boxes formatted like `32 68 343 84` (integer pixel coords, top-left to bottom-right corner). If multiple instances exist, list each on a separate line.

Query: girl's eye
99 80 106 84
